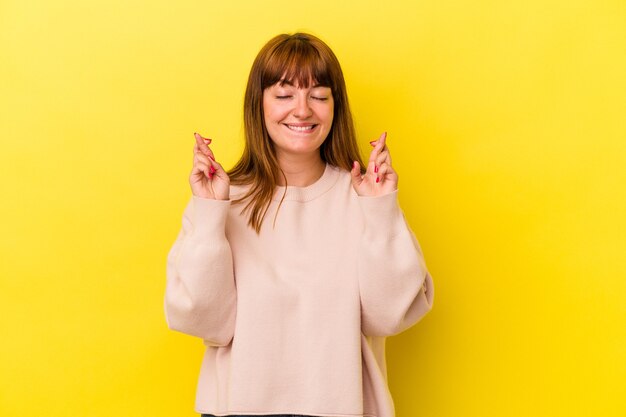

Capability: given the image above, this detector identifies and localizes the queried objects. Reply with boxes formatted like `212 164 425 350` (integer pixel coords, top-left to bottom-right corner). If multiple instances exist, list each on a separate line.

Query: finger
369 131 387 148
194 152 210 167
194 132 214 157
194 131 211 146
367 132 387 174
376 162 397 183
376 133 388 161
205 145 215 161
379 131 387 149
207 157 227 179
375 149 391 168
377 162 390 179
194 146 215 163
193 160 211 179
350 161 363 187
203 158 219 178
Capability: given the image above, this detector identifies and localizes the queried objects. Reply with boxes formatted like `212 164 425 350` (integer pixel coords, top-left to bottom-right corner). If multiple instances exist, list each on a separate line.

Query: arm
164 195 236 346
350 132 434 336
357 190 434 337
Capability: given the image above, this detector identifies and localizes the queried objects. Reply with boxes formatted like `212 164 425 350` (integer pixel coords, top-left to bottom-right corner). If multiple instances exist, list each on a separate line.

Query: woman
165 32 434 417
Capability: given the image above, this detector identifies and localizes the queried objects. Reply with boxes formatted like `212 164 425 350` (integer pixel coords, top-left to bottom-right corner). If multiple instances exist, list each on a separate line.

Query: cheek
264 104 286 123
323 105 334 126
262 95 277 120
263 108 279 131
324 100 335 123
262 99 271 120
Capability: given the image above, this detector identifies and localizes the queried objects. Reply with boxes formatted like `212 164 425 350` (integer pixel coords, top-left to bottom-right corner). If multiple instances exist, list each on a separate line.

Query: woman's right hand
190 132 230 200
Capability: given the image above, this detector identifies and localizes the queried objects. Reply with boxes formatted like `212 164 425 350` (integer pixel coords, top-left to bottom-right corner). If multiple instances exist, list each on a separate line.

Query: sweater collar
272 163 341 202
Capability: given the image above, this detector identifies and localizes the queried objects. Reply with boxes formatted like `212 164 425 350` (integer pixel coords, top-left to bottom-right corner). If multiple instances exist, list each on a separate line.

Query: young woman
165 32 434 417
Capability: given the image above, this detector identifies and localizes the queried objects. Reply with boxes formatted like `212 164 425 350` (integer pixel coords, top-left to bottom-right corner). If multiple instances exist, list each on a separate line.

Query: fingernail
376 176 380 183
375 166 379 173
210 166 216 174
204 138 212 144
369 141 376 146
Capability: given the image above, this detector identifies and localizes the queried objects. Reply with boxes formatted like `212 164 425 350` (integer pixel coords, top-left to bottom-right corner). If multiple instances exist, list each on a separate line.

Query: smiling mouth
284 124 318 132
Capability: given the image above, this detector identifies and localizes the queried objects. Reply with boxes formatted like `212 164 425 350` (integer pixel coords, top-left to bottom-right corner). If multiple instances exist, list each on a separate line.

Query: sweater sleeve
356 190 434 337
164 195 236 346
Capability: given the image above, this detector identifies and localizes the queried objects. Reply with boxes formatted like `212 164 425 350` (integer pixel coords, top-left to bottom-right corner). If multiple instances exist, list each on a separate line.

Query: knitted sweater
164 164 434 417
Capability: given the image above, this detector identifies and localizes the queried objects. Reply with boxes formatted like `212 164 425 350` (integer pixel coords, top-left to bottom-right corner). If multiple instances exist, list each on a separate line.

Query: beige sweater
165 164 434 417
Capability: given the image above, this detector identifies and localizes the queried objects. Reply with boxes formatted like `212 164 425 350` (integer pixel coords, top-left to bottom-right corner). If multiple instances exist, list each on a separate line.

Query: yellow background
1 0 624 416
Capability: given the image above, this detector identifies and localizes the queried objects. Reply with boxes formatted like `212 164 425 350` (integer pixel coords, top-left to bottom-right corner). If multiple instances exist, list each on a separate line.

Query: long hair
228 32 364 233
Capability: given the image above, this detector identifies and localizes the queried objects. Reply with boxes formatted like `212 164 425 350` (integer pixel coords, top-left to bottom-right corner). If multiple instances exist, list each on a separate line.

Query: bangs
262 38 333 89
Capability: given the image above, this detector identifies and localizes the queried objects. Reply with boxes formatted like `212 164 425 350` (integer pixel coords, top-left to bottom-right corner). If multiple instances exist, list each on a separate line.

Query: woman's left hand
350 132 398 197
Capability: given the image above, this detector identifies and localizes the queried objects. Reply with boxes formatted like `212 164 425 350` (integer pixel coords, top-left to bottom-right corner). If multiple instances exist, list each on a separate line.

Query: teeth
287 124 315 132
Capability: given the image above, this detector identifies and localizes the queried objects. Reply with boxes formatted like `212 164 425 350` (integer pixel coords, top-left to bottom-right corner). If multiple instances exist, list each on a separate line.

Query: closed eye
275 95 291 99
312 96 329 101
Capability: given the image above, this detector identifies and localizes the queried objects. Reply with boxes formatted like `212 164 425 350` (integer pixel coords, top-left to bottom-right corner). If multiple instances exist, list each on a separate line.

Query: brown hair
228 32 364 232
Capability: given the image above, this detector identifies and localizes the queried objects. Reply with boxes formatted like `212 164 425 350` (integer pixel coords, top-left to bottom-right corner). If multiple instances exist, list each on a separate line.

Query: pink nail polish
376 176 380 183
375 166 379 173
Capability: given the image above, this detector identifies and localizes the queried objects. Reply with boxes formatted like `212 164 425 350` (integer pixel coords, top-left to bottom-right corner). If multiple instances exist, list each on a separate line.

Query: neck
275 152 326 187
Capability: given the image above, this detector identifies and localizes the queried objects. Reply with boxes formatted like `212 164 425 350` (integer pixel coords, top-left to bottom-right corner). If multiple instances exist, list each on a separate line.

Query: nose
292 93 313 119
